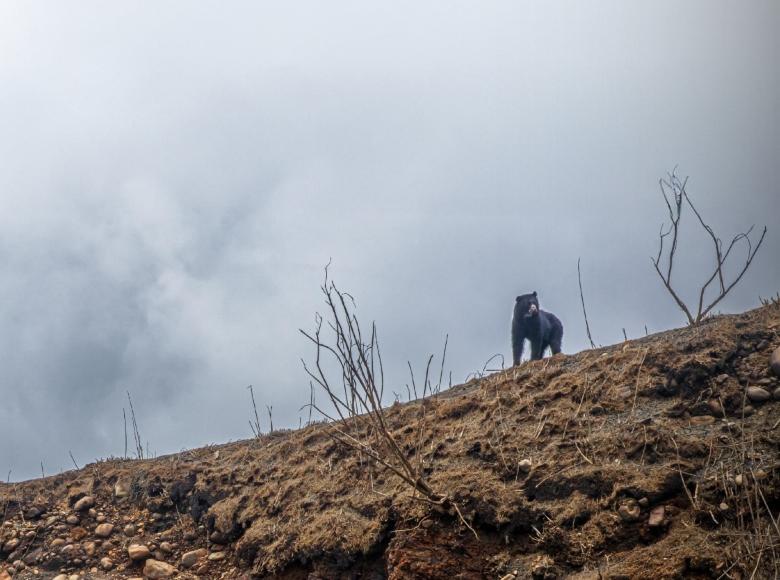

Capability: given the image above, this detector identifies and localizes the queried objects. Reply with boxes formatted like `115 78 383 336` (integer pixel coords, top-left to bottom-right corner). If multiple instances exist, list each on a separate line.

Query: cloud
0 1 778 479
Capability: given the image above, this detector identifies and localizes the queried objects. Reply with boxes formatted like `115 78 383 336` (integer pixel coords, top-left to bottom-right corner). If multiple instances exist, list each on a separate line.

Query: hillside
2 303 779 579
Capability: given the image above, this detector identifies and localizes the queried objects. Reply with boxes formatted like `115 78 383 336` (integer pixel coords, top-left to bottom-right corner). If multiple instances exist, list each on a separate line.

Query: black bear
511 291 563 365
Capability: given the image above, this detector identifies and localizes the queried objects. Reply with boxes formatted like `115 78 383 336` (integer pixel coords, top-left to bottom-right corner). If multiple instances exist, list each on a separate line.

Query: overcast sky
1 2 777 481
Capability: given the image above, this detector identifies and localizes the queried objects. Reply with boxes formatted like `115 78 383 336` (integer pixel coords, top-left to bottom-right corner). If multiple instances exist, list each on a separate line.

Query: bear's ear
533 291 537 297
516 296 522 302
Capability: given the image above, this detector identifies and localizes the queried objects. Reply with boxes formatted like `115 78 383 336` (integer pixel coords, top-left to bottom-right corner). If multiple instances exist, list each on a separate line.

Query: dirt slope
2 303 780 579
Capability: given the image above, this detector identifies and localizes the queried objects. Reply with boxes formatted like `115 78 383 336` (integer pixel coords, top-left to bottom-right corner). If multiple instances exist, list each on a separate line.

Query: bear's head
516 291 539 318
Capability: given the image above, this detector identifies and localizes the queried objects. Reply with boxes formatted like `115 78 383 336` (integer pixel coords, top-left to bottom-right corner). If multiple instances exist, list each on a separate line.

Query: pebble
123 523 137 536
73 496 95 512
735 474 744 486
181 548 208 568
742 405 755 417
66 515 79 525
638 497 649 507
94 523 114 538
100 557 114 570
648 506 665 527
617 500 641 522
83 541 96 556
746 386 771 403
143 559 177 579
208 551 226 561
114 479 131 498
53 575 68 580
719 502 729 511
690 415 715 426
50 538 65 548
773 387 780 401
127 543 151 561
708 400 723 416
159 541 173 553
771 346 780 377
517 459 532 472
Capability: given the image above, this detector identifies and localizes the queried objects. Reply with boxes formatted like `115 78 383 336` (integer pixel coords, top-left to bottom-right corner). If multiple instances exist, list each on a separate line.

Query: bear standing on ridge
511 291 563 365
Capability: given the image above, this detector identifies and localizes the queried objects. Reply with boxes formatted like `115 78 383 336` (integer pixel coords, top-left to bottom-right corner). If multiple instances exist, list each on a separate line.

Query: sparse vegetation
651 168 767 325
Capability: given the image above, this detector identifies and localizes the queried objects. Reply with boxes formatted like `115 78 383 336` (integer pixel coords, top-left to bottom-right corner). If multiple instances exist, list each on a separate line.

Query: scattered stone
735 474 744 486
746 386 770 403
773 387 780 401
754 469 768 480
517 459 533 473
143 559 177 578
690 415 715 426
638 497 649 508
159 541 173 553
742 405 755 417
771 347 780 377
128 543 151 561
83 541 96 557
73 496 95 512
99 556 114 570
66 515 79 525
123 524 137 536
648 506 665 527
94 523 114 538
88 508 97 518
2 538 19 553
617 499 641 522
208 551 226 561
50 538 66 548
96 513 106 523
708 400 724 416
53 575 68 580
114 478 131 498
24 507 43 519
715 374 730 385
719 502 729 511
70 526 88 541
181 548 207 569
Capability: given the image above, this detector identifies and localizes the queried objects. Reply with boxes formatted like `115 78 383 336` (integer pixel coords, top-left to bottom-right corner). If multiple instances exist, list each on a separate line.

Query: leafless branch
651 169 767 325
299 266 477 539
577 258 596 348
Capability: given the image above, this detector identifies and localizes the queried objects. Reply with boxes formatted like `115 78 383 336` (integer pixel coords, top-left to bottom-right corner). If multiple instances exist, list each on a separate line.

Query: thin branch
577 258 596 348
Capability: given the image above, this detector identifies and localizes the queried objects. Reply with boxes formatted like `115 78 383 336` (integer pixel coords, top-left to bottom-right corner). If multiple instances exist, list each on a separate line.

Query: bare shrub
299 266 476 537
651 169 767 325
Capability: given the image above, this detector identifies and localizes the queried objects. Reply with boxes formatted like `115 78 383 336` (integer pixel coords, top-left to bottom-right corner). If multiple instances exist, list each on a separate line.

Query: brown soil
2 304 780 579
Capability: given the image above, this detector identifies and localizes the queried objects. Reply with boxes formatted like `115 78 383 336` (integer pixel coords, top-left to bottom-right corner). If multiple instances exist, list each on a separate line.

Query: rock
773 387 780 401
83 541 97 556
617 499 641 522
143 559 177 578
735 474 744 486
742 405 755 417
100 556 114 571
708 400 724 416
771 347 780 377
208 551 226 561
719 502 729 511
53 575 68 580
181 548 207 569
94 523 114 538
114 478 131 498
648 506 665 527
690 415 715 426
128 543 151 561
2 538 19 553
73 496 95 512
715 374 730 385
88 508 97 518
24 506 43 519
70 526 88 541
159 541 173 553
746 387 771 403
123 523 137 536
96 513 106 523
51 538 66 548
517 459 532 473
1 571 13 580
66 515 79 525
638 497 649 508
